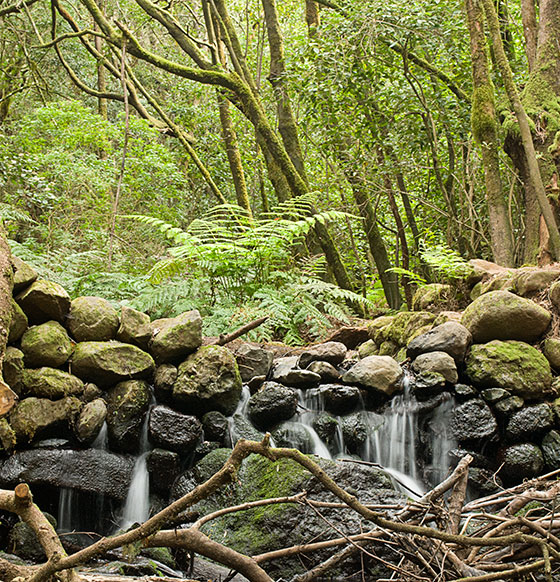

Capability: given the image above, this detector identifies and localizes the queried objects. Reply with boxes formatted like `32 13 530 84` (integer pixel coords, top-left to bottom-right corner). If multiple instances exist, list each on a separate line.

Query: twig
211 316 269 345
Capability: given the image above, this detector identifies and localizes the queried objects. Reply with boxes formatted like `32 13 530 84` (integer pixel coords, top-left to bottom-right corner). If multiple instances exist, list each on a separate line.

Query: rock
407 322 472 363
20 321 73 368
312 412 339 444
340 412 368 452
323 326 369 349
0 418 16 452
454 384 478 400
83 383 103 402
148 405 202 453
297 342 347 368
147 449 181 495
543 338 560 370
12 256 38 293
467 259 509 286
322 384 361 415
481 388 510 403
3 347 25 395
382 311 437 346
461 291 551 343
412 284 453 312
106 380 151 454
495 395 524 416
9 396 81 442
342 356 403 396
75 398 107 445
154 363 177 402
173 345 242 416
9 513 57 561
412 371 446 395
549 281 560 310
468 468 503 495
274 368 321 388
234 344 274 382
357 340 378 359
465 340 552 399
68 296 120 342
378 340 398 356
149 310 202 363
8 299 28 343
412 351 458 384
500 443 544 481
248 382 298 430
202 411 229 443
450 400 497 442
506 404 554 441
116 305 152 348
512 268 560 296
272 422 314 452
71 341 155 387
23 368 84 399
15 279 70 324
433 311 463 326
0 448 134 499
228 414 265 444
307 361 341 382
542 430 560 469
367 316 394 343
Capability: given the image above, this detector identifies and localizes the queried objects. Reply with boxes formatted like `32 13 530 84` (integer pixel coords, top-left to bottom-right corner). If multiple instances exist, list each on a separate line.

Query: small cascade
227 385 252 445
57 488 75 533
294 389 331 459
92 421 108 450
424 393 457 486
121 410 151 529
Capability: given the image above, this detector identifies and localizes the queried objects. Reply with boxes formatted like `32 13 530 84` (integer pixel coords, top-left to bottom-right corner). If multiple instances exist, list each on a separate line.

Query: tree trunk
0 225 16 417
465 0 514 266
521 0 537 72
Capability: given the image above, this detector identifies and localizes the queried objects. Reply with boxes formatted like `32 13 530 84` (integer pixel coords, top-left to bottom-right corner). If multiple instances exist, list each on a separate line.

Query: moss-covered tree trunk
0 225 16 417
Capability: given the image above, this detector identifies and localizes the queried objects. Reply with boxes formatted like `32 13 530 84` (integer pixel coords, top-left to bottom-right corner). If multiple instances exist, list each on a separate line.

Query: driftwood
1 437 560 581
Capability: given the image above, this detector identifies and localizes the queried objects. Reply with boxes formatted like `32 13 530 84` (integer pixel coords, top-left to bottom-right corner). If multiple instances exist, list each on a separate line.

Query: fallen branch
210 316 269 346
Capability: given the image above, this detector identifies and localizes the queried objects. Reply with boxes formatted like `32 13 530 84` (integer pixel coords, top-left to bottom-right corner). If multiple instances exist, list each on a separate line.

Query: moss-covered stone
68 296 120 342
367 316 394 343
149 310 202 363
20 321 73 368
466 340 552 398
3 347 25 395
549 281 560 310
15 279 70 324
357 339 378 358
116 305 152 349
412 284 453 312
0 418 16 452
8 299 27 343
11 256 37 293
512 268 560 296
382 311 436 346
543 338 560 370
75 398 107 445
23 368 84 399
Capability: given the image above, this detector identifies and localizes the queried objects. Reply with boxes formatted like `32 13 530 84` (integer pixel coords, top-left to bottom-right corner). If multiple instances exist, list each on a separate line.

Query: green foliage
420 242 474 280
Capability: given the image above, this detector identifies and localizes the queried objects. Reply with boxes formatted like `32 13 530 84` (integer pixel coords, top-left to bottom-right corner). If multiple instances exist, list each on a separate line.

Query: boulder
367 316 394 343
20 321 73 368
357 340 378 359
3 347 25 395
202 411 229 443
505 404 554 442
465 341 552 399
12 256 38 293
481 388 510 403
8 299 28 343
412 351 458 384
378 341 398 357
297 342 347 368
543 338 560 370
15 280 70 324
468 468 503 496
116 305 152 349
247 382 298 430
312 412 339 444
272 422 315 452
228 414 265 445
149 310 202 363
83 383 103 402
495 395 525 416
307 361 340 382
322 326 369 349
106 380 151 454
542 430 560 469
512 268 560 296
0 448 134 499
68 296 120 342
270 357 321 388
450 399 497 442
148 405 202 453
74 398 107 445
407 322 472 363
500 443 544 481
23 368 84 399
412 284 453 312
154 363 177 403
454 384 478 400
234 344 274 382
9 396 82 442
173 346 242 416
461 291 551 343
9 513 57 561
322 384 361 415
549 281 560 310
147 449 181 495
71 341 155 387
340 412 367 452
342 356 403 396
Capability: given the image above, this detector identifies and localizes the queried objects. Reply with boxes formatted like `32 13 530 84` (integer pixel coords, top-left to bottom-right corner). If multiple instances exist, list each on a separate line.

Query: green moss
472 83 498 143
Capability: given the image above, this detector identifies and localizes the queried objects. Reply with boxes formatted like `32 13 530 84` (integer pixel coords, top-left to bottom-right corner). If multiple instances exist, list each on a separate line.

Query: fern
420 242 473 280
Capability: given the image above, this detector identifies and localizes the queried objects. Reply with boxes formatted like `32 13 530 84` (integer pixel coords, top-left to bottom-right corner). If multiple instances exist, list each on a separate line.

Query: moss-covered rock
149 310 202 363
172 345 242 415
342 355 403 396
383 311 437 346
543 338 560 370
461 290 551 343
8 299 28 343
12 256 37 293
412 284 453 312
68 296 120 342
3 347 25 395
23 368 84 399
75 398 107 445
20 321 73 368
358 340 378 359
512 268 560 296
116 305 152 349
71 341 155 387
0 418 16 452
367 316 394 343
549 281 560 310
15 279 70 324
466 340 552 398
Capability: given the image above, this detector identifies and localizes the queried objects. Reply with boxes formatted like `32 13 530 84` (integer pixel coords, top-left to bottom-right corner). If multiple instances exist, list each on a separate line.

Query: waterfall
424 393 457 486
295 389 331 459
57 488 75 533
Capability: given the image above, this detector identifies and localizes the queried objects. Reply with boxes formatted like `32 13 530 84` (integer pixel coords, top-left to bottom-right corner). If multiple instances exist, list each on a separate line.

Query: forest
1 0 560 580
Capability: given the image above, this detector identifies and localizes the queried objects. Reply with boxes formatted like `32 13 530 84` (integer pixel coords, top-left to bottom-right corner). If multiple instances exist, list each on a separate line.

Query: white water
57 488 75 533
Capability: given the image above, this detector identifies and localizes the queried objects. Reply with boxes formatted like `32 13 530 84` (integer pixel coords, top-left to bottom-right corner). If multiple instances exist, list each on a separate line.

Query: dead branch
211 316 269 345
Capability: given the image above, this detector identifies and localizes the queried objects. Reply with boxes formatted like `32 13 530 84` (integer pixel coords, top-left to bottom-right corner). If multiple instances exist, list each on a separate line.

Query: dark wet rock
3 347 25 395
9 513 57 561
412 371 446 396
116 305 152 349
495 395 525 416
542 430 560 469
194 440 222 463
23 368 83 399
234 344 274 382
407 322 472 363
453 384 477 400
307 361 341 382
228 414 264 445
312 412 339 444
466 340 552 399
322 384 360 415
23 322 65 370
149 310 202 363
450 399 497 442
449 448 493 469
461 290 551 343
148 405 202 453
468 468 503 495
323 326 369 349
0 448 133 499
340 412 367 452
68 296 120 342
8 299 28 343
248 382 298 430
15 279 70 325
106 380 151 454
481 388 510 404
202 411 229 444
342 355 403 396
500 443 544 481
272 422 314 451
72 341 155 388
412 351 458 384
147 449 181 495
297 342 347 368
75 398 107 445
247 375 266 393
172 345 242 416
12 256 38 293
506 404 554 442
